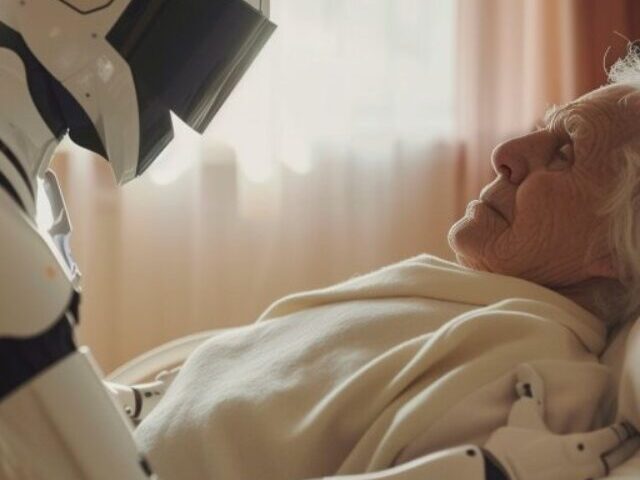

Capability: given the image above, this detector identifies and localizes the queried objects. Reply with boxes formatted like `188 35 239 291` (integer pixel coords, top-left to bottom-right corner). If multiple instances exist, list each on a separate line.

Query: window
148 0 456 184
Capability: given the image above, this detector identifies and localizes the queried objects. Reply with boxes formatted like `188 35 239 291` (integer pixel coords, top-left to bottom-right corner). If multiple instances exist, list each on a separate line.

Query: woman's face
449 85 638 287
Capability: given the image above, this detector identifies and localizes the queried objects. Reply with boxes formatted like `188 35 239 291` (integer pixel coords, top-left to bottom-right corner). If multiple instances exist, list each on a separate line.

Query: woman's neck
554 277 627 324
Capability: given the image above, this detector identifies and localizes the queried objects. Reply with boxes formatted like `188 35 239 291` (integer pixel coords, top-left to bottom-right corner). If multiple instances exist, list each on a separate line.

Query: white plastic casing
0 349 156 479
0 0 141 184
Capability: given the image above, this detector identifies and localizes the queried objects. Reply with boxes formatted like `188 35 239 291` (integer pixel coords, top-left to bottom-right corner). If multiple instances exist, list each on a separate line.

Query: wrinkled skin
449 85 640 292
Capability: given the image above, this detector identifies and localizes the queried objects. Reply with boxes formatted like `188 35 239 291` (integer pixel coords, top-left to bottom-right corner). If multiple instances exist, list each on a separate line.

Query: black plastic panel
482 449 510 480
107 0 275 174
0 292 80 401
0 168 25 212
0 22 108 162
0 139 33 200
50 82 108 160
0 22 67 141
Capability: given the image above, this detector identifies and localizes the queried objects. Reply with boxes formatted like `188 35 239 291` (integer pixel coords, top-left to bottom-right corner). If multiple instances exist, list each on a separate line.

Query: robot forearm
1 349 157 480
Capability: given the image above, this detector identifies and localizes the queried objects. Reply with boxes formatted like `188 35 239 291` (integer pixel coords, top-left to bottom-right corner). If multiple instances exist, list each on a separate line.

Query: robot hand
485 364 640 480
106 367 181 424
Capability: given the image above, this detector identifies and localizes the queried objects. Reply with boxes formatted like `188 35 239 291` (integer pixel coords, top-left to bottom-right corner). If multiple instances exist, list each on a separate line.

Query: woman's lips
478 197 509 223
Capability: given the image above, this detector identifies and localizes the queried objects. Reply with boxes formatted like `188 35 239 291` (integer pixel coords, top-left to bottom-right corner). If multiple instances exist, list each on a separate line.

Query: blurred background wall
46 0 640 373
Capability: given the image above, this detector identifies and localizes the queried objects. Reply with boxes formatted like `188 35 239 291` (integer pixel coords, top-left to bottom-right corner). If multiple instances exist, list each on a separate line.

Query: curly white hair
599 44 640 323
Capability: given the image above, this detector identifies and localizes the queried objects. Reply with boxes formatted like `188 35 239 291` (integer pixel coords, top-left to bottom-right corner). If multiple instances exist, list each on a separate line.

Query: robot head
0 0 275 184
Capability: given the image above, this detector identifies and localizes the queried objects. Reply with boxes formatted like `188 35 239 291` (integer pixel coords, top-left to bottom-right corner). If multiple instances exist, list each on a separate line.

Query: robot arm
483 365 640 480
304 425 638 480
0 183 158 479
311 365 640 480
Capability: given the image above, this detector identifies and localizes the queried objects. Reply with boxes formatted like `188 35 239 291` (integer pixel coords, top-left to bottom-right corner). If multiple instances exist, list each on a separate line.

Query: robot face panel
105 0 276 176
55 0 116 14
2 0 275 184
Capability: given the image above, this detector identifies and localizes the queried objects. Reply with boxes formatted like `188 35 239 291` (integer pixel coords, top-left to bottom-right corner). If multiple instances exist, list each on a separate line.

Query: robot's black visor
107 0 276 175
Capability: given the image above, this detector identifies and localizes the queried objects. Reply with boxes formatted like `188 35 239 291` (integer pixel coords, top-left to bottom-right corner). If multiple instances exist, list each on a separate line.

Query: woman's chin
448 220 498 272
449 217 480 253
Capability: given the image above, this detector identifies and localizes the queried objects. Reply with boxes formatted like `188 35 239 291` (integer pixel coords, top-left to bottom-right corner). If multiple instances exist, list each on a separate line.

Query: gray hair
600 44 640 323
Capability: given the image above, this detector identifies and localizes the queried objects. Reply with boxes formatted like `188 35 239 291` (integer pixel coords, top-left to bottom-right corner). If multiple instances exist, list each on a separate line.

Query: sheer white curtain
56 0 459 372
150 0 455 185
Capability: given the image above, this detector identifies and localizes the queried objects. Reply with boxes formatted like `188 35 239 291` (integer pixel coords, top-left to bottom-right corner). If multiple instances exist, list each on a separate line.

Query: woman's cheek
518 173 579 218
514 179 552 224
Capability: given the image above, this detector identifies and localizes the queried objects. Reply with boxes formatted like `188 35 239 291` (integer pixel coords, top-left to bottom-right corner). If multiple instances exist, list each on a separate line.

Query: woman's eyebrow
541 103 586 138
542 104 571 129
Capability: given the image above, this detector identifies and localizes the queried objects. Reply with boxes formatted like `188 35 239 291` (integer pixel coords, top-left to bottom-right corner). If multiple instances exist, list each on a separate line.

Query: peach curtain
59 148 460 374
456 0 640 207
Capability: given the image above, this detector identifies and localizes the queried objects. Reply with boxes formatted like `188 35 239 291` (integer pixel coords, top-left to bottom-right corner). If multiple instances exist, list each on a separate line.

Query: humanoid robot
0 1 638 479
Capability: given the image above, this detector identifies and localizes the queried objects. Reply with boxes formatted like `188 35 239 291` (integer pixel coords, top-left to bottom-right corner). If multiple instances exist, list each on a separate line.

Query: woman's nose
491 137 530 184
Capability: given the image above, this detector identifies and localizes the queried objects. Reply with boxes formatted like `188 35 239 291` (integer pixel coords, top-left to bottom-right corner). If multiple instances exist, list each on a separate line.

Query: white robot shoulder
0 190 74 337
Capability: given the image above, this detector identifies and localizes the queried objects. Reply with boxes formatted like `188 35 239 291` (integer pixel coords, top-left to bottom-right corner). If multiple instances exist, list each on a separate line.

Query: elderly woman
134 57 640 480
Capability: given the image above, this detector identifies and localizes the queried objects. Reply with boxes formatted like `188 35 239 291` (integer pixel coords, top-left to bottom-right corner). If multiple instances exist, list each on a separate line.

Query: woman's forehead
547 86 640 145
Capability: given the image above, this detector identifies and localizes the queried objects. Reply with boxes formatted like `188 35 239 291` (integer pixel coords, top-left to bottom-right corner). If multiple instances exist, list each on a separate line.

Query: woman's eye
548 143 573 170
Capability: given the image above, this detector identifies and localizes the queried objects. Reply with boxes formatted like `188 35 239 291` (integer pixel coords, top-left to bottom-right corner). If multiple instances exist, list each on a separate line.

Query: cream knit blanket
135 255 615 479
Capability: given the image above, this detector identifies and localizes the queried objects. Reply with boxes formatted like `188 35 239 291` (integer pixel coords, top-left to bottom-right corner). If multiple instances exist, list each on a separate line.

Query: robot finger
155 367 181 384
575 423 639 458
601 433 640 473
506 397 548 431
